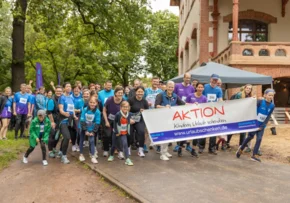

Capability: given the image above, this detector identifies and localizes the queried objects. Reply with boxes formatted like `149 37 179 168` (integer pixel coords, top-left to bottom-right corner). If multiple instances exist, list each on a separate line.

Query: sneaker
94 150 98 159
236 146 243 158
160 155 169 161
61 155 70 164
76 145 80 152
209 149 218 155
108 156 114 162
156 146 161 154
128 147 131 156
178 147 182 157
22 156 28 164
42 160 48 166
118 152 125 160
173 145 180 152
257 150 262 156
165 152 172 158
125 158 134 166
138 148 145 158
79 154 85 162
191 149 199 158
245 147 251 153
103 151 109 157
186 145 192 152
91 156 98 164
72 145 77 152
49 151 55 158
198 148 204 154
56 151 63 159
251 155 261 162
143 144 149 153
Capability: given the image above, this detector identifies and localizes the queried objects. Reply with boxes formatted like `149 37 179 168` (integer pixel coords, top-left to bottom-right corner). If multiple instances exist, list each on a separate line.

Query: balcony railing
212 42 290 65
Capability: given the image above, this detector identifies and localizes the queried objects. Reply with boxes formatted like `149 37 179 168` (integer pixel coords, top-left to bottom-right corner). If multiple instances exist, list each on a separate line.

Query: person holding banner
185 83 207 157
199 74 223 155
128 86 149 157
173 73 195 154
155 81 185 161
236 88 275 162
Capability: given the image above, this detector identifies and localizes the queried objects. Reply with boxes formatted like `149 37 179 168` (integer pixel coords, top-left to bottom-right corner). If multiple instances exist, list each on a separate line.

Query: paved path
0 147 133 203
78 147 290 203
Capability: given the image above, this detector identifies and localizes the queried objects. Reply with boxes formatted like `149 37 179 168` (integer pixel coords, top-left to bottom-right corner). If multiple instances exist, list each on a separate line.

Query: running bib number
85 114 95 122
20 98 27 104
108 114 115 121
207 94 216 102
67 104 74 112
181 96 187 102
40 125 44 132
257 113 267 122
132 115 141 123
120 124 127 132
8 106 11 112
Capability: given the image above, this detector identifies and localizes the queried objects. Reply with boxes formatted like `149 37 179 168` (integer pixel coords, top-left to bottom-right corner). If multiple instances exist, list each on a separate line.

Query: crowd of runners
0 74 275 166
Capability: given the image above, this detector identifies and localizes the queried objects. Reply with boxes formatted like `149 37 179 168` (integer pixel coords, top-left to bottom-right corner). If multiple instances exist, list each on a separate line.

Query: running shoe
49 151 55 158
22 156 28 164
178 148 182 157
173 145 180 152
91 156 98 164
209 149 218 155
76 145 80 152
118 152 125 160
72 145 77 152
61 155 70 164
191 149 199 158
125 158 134 166
251 155 261 162
143 144 149 153
236 146 243 158
79 154 85 162
56 151 63 159
257 150 262 156
94 149 98 159
138 148 145 158
108 156 114 162
186 145 193 152
42 160 48 166
156 146 161 154
165 152 172 158
103 151 109 157
160 155 169 161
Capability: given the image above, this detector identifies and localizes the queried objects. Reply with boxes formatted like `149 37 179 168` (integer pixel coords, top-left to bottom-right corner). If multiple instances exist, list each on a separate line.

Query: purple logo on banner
36 62 43 89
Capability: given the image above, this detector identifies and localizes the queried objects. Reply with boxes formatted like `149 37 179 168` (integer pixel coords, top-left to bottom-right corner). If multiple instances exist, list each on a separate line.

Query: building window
228 20 268 42
259 49 269 56
243 49 254 56
275 49 286 56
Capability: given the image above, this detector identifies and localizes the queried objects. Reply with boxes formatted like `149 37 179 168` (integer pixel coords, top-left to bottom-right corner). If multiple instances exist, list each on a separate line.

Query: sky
150 0 179 16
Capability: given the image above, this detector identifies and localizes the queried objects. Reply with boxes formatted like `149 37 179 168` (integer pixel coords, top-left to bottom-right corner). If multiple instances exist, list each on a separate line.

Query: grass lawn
0 131 29 171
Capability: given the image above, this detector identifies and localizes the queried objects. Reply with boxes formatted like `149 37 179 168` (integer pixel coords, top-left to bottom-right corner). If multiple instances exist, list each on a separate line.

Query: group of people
0 73 275 166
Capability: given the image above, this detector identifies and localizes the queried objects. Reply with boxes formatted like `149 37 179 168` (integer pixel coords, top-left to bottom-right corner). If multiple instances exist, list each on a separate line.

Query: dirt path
0 147 134 203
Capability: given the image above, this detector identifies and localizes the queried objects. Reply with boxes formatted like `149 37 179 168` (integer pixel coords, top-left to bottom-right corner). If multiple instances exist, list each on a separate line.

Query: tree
144 11 179 81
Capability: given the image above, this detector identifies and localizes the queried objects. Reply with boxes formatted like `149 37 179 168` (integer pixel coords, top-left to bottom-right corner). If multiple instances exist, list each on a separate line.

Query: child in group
236 88 275 162
79 96 101 164
108 101 134 166
22 110 51 166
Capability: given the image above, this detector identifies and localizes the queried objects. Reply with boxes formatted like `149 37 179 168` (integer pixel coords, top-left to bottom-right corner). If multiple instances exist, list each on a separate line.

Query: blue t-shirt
202 84 223 102
58 95 74 115
36 94 47 111
98 89 114 106
28 94 36 105
144 88 163 109
80 107 101 132
72 94 84 111
14 92 30 115
47 99 55 111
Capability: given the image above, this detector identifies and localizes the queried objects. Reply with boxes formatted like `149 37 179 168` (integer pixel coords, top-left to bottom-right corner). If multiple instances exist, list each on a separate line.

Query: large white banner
142 98 259 145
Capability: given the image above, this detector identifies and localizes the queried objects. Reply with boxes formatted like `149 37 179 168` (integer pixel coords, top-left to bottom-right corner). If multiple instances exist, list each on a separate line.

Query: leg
89 136 95 155
192 139 198 147
24 146 35 158
240 131 256 151
161 144 168 155
20 114 27 137
239 133 246 146
40 141 47 160
253 129 265 156
102 123 111 152
60 124 71 156
135 122 145 148
121 135 129 159
198 138 206 149
15 114 22 139
227 134 233 145
48 128 56 151
209 136 217 151
79 131 85 154
70 127 77 145
0 119 10 139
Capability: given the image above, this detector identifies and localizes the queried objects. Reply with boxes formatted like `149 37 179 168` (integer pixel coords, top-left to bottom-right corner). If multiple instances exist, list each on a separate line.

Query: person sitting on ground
22 110 51 166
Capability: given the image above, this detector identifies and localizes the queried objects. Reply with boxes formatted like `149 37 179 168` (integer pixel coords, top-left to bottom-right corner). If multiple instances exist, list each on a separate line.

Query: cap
211 74 220 79
37 110 46 117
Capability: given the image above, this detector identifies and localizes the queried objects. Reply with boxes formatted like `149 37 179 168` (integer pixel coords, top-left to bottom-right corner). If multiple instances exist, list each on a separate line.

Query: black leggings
102 120 114 151
48 128 60 151
25 141 46 160
130 121 145 148
15 114 27 138
60 123 74 155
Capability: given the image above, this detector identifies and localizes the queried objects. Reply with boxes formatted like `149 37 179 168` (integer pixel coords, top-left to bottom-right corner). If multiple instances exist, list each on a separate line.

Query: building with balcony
170 0 290 108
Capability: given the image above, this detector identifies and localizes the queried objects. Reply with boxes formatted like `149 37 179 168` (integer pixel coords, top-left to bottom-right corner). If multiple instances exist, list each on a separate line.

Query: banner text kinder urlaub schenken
142 98 259 145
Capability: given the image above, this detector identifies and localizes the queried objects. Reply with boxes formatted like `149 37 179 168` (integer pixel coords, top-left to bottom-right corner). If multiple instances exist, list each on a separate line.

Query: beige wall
218 0 290 53
178 0 200 74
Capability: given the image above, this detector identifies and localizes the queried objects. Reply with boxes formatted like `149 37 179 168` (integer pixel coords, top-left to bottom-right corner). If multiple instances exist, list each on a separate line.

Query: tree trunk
11 0 28 91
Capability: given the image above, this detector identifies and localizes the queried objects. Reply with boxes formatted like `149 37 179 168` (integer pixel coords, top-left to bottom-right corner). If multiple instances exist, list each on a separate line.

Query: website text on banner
142 98 259 145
